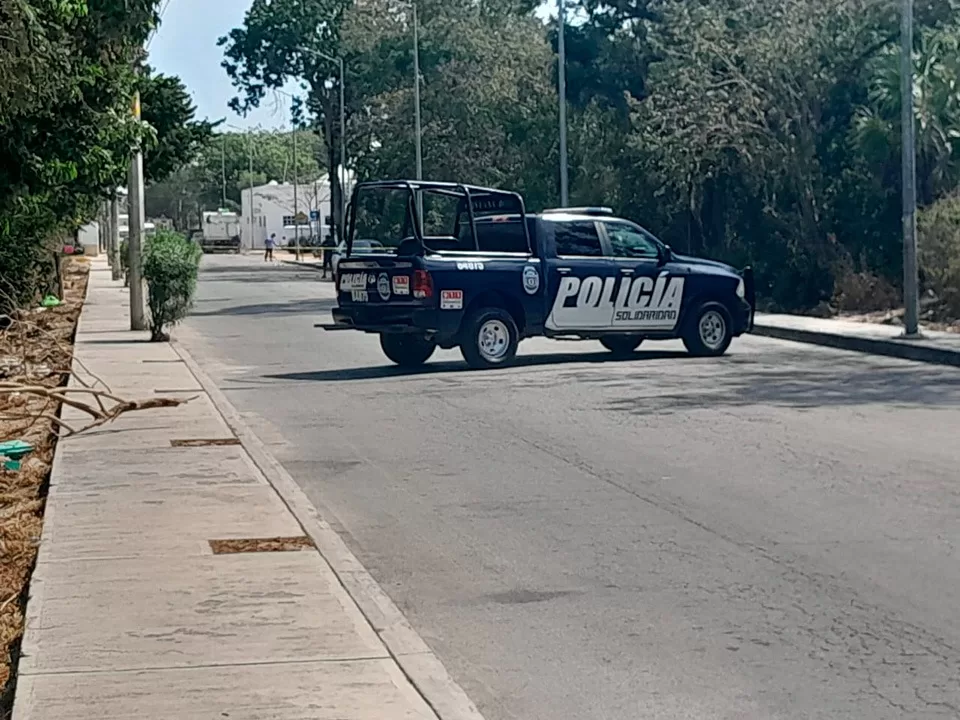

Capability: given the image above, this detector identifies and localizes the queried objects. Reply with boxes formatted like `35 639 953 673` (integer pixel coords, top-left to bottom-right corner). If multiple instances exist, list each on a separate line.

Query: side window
603 222 660 260
553 221 602 257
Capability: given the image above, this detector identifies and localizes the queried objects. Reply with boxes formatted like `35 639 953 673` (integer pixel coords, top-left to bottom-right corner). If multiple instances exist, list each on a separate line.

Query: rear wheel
599 335 644 355
380 334 436 367
682 302 733 357
460 307 519 370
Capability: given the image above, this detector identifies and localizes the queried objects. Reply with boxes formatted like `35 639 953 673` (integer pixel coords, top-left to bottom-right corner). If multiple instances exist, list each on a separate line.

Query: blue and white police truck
321 180 755 370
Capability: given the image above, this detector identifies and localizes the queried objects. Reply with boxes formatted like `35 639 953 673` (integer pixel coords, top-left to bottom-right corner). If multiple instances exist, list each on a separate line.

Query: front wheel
460 307 519 370
600 335 644 355
380 334 437 367
682 302 733 357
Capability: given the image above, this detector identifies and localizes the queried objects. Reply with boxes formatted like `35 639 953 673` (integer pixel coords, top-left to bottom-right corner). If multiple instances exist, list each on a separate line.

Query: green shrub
919 194 960 316
142 229 202 341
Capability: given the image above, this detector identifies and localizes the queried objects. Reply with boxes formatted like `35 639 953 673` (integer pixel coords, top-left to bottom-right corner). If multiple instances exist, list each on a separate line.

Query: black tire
600 335 644 355
380 334 437 367
682 302 733 357
459 306 520 370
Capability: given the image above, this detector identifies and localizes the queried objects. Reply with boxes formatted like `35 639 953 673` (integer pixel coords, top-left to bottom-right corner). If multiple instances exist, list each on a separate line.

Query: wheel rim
698 310 727 350
478 319 510 362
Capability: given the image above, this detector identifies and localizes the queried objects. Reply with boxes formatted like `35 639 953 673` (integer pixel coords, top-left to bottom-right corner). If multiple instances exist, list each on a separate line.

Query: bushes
141 229 202 341
919 194 960 317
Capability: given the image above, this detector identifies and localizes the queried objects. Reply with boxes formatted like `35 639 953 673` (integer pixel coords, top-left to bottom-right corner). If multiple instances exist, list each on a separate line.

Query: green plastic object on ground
41 295 62 308
0 440 33 471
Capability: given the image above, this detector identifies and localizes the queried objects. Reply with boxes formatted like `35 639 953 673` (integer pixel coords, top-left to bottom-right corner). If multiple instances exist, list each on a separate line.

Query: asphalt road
180 255 960 720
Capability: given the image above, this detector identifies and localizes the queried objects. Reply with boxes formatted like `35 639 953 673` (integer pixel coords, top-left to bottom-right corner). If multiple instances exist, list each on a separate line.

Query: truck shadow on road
605 352 960 411
264 350 693 383
189 299 337 318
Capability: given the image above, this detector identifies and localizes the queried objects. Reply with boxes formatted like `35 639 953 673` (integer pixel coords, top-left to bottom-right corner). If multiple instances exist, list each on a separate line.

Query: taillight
413 269 433 299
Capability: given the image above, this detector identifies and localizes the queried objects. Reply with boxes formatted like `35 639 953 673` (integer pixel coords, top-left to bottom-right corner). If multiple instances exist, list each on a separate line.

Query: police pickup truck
322 180 755 370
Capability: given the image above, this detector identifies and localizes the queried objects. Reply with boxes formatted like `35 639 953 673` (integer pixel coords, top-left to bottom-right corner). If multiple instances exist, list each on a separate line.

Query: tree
140 68 220 185
340 0 559 208
220 0 353 238
0 0 161 314
144 130 326 229
565 0 960 309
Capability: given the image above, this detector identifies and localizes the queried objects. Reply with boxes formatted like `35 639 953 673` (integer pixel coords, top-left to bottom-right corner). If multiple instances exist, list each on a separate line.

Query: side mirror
659 244 673 265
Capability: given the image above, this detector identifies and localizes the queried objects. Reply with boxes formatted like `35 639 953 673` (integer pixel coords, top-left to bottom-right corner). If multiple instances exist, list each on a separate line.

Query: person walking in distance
264 233 276 262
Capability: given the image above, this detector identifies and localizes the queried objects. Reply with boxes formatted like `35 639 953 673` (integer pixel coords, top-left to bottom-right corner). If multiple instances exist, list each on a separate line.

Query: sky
147 0 303 131
148 0 555 132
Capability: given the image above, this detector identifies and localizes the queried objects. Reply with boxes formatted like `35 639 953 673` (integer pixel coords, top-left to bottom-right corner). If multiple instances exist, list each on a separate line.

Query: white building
240 175 339 249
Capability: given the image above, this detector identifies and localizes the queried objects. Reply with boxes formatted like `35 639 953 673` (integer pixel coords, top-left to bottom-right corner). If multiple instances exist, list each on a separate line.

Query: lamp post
557 0 569 207
298 46 346 243
412 2 422 181
900 0 920 337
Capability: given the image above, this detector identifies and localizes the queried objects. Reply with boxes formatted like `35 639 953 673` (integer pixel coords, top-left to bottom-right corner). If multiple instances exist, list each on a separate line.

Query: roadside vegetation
142 230 204 341
0 0 213 320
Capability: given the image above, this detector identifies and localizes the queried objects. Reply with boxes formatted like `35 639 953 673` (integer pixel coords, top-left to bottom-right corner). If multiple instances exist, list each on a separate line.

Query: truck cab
322 180 754 369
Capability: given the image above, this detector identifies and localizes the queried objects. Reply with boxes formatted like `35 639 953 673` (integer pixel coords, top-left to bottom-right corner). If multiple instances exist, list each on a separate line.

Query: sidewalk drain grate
209 537 315 554
171 438 241 448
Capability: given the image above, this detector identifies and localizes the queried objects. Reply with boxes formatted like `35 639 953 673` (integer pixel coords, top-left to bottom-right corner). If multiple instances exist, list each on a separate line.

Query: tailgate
337 257 420 308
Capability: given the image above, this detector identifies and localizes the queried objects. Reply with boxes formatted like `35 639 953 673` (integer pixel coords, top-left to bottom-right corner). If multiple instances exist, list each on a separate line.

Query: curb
280 259 322 269
172 340 485 720
752 323 960 368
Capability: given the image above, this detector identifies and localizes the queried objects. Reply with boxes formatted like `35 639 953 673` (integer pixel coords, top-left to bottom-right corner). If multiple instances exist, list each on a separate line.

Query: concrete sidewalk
753 313 960 367
13 260 478 719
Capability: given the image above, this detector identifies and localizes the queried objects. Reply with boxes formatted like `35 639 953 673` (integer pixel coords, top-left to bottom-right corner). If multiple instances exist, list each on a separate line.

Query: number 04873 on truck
320 180 755 370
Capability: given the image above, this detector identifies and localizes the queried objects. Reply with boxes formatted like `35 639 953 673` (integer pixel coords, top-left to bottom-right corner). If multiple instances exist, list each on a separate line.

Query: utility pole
249 132 255 249
901 0 920 337
413 2 422 182
128 90 147 331
338 55 346 243
412 2 423 233
293 124 301 261
557 0 569 207
109 196 121 282
297 47 347 243
221 135 228 209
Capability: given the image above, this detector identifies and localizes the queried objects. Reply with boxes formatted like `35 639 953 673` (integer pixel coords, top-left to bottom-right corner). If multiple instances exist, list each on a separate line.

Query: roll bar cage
345 179 532 256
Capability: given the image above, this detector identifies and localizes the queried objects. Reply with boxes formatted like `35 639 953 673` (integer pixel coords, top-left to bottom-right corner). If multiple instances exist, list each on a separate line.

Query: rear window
351 188 410 253
457 217 533 254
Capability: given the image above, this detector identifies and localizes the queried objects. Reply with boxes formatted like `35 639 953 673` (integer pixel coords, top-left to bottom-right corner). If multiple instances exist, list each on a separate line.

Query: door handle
620 268 634 275
557 267 572 274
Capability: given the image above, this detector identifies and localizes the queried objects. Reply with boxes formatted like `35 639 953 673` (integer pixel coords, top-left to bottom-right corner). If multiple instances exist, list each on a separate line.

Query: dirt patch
0 260 88 719
209 537 315 554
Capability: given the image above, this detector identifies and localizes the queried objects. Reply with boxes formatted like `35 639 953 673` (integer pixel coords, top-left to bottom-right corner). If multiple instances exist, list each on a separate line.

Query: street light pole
413 1 422 182
338 56 346 243
297 46 347 243
901 0 920 337
293 123 301 261
221 135 228 209
249 132 255 249
557 0 569 208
